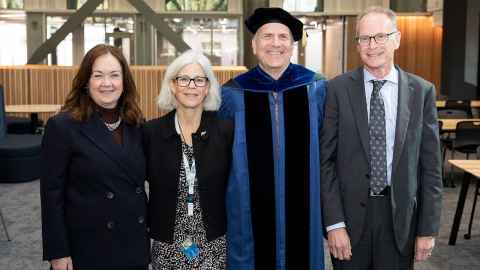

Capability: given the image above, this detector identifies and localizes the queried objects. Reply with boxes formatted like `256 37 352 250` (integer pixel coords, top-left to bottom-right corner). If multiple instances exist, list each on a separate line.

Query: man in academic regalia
218 7 326 270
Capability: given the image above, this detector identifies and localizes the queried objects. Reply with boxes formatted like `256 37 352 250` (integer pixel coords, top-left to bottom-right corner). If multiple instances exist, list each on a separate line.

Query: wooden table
439 119 480 131
436 100 480 108
5 104 61 132
448 160 480 245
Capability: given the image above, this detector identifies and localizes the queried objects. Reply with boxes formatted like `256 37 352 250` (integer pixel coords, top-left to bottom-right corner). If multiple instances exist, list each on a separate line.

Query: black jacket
40 112 149 270
143 110 233 243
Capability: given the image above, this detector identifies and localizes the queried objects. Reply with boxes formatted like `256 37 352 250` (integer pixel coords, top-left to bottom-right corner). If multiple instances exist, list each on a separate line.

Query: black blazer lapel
347 67 370 163
78 114 139 186
192 111 212 188
392 66 412 173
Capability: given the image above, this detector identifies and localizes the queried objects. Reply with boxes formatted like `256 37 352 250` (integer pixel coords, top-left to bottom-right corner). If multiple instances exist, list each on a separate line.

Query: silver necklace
104 117 122 131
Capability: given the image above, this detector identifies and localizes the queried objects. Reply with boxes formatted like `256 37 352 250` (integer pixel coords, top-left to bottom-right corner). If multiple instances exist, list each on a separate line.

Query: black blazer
143 110 233 243
40 112 149 270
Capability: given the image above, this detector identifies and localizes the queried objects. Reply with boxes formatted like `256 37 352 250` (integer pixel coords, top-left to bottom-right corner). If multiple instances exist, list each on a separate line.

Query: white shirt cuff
326 222 346 232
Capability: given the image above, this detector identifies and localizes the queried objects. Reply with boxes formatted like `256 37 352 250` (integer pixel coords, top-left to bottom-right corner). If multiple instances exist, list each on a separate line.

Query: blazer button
360 202 366 207
106 191 114 200
106 221 115 230
136 187 143 194
138 216 145 224
365 173 370 179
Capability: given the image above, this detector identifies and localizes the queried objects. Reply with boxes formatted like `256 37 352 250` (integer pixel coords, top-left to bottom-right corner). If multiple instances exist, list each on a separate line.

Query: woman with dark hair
40 44 149 270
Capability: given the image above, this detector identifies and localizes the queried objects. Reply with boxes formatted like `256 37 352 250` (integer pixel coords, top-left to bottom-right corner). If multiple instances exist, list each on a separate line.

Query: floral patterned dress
151 142 226 270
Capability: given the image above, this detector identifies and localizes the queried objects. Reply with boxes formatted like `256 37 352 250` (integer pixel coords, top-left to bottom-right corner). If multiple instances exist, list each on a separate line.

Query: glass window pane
0 12 26 64
283 0 322 12
323 18 344 79
0 0 24 9
47 16 73 66
84 19 107 52
166 0 227 11
294 16 346 79
83 16 134 63
305 27 323 74
157 17 239 66
76 0 108 10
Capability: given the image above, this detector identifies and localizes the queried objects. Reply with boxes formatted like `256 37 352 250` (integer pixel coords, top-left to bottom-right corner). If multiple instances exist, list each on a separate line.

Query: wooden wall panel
395 16 442 92
132 66 164 120
346 16 363 72
346 15 443 92
0 65 247 122
0 66 30 118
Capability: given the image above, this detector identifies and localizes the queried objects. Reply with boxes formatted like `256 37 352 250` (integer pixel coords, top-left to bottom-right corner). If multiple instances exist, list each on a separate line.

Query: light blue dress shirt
326 66 399 233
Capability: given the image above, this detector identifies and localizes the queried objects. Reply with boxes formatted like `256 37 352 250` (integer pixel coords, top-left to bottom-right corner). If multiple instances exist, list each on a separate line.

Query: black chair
0 208 10 241
447 121 480 188
0 87 42 182
464 145 480 240
451 121 480 160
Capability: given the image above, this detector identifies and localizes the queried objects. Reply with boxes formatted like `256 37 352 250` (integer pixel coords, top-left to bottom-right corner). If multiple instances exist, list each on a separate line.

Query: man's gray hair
157 49 221 112
356 6 397 35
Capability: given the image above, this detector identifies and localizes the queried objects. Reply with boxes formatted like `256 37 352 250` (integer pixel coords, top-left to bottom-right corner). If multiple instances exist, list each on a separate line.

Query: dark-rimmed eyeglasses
175 76 209 87
356 31 397 46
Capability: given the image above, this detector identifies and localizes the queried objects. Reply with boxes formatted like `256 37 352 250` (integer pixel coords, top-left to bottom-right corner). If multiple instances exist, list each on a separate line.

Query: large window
0 11 26 64
0 0 23 9
283 0 322 12
47 16 73 65
84 16 134 63
157 17 239 65
75 0 108 10
166 0 227 11
45 15 134 65
291 16 346 79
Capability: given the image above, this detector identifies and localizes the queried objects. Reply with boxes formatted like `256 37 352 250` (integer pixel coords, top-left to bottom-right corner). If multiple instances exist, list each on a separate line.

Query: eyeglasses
175 76 209 87
356 31 397 46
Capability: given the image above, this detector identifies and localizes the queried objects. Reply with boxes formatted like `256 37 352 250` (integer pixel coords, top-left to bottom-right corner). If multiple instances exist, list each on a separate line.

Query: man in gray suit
320 6 442 269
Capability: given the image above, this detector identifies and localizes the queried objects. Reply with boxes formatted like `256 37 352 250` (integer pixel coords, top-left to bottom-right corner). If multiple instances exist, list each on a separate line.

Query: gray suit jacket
320 66 443 254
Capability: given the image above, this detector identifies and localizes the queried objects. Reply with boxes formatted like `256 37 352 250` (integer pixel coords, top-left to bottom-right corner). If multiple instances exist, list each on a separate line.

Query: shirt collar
363 66 398 85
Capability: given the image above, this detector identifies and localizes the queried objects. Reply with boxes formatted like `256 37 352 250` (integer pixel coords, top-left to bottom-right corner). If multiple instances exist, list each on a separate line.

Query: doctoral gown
218 63 326 270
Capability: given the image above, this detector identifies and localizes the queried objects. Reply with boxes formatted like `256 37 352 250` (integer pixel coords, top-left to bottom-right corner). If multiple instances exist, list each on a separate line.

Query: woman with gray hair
142 50 233 269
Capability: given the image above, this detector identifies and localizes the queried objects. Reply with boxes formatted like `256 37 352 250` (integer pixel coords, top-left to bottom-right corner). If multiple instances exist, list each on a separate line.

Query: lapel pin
200 131 208 140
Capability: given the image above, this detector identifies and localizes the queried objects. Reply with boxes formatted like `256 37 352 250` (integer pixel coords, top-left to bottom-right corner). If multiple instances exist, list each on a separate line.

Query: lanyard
182 151 196 196
183 151 196 217
176 112 197 217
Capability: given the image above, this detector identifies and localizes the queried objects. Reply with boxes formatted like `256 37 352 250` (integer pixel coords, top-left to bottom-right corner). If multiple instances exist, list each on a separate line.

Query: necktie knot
371 80 387 97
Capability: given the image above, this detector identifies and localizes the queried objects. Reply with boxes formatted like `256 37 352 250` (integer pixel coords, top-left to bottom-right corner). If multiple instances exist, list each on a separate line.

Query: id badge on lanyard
183 153 196 216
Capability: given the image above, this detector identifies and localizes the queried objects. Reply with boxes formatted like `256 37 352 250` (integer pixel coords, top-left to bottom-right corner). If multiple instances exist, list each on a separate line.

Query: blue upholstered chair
0 85 33 134
6 116 34 134
0 86 42 182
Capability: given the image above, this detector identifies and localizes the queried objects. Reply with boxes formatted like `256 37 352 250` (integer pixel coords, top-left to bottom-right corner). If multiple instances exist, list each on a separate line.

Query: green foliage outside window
0 0 23 9
166 0 227 11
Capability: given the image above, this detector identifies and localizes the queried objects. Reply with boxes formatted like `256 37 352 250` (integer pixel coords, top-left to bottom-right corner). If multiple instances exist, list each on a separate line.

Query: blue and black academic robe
218 63 326 270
